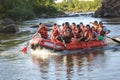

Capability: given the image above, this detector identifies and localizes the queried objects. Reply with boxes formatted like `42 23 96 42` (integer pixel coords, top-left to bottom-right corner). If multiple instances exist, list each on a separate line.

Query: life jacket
84 30 89 38
97 25 106 36
74 28 82 38
74 32 82 39
71 26 76 33
94 25 100 30
38 26 48 39
63 27 72 38
100 29 106 36
52 29 60 38
61 26 66 34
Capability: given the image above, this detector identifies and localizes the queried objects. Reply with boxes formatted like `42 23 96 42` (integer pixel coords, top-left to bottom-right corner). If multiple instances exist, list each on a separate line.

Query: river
0 15 120 80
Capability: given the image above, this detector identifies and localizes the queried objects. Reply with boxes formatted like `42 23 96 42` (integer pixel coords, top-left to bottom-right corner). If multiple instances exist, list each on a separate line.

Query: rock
17 30 31 35
45 24 53 27
0 18 19 33
30 25 39 28
2 18 15 26
94 0 120 17
0 24 19 33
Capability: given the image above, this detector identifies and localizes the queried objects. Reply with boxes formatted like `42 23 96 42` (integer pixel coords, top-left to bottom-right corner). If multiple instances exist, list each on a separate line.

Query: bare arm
106 30 111 34
32 26 41 38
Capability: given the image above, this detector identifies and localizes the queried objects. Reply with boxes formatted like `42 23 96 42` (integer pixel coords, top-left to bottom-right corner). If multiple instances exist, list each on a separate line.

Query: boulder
0 18 19 33
2 18 15 26
0 24 19 33
94 0 120 17
30 25 39 28
17 30 31 35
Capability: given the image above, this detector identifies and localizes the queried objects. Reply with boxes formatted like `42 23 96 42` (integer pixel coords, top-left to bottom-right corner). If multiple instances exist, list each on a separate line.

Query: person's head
75 25 79 32
77 24 80 29
71 23 76 29
62 23 64 26
53 23 57 26
75 24 82 32
39 23 42 25
91 26 96 31
86 24 90 28
52 23 58 29
91 26 95 30
94 21 98 25
71 22 76 26
64 22 70 28
80 22 83 25
39 23 44 28
80 22 84 28
99 21 103 25
86 24 91 30
94 21 98 24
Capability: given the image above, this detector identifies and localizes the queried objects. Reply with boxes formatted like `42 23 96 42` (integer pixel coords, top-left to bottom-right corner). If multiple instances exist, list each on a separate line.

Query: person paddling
98 21 111 37
91 26 98 40
80 22 85 34
33 23 48 39
71 22 76 34
83 25 92 41
90 21 100 30
51 23 60 42
57 22 72 43
73 25 84 42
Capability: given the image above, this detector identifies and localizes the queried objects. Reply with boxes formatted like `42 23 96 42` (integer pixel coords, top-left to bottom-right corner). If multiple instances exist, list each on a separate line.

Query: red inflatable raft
30 38 106 51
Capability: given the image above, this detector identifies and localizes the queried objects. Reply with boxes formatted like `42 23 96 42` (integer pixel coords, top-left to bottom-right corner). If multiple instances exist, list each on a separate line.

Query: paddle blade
20 46 27 54
106 36 120 44
111 38 120 44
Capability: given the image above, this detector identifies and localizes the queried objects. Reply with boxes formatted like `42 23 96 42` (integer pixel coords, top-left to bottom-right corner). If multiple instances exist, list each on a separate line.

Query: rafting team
33 21 110 44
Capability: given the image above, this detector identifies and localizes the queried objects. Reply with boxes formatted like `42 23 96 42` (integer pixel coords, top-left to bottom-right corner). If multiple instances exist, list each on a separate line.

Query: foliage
0 0 63 20
57 0 101 12
0 0 101 21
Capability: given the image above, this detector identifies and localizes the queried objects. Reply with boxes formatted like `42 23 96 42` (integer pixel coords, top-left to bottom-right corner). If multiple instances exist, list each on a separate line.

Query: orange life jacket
52 29 60 38
74 29 83 38
38 26 48 39
84 30 90 38
74 32 81 39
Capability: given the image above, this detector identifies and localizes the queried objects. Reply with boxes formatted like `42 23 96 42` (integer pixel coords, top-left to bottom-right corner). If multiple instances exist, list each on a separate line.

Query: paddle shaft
57 27 66 48
59 35 66 48
106 36 120 44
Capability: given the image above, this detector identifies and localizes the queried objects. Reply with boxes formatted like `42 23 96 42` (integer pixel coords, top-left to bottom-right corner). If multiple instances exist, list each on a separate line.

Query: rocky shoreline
0 18 19 33
94 0 120 17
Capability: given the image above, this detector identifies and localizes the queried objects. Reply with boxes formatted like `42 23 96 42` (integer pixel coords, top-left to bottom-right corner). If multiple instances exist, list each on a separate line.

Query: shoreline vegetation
0 0 101 21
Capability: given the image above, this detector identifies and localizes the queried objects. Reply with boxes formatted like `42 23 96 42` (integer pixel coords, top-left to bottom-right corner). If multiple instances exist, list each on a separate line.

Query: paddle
57 26 66 48
20 42 29 54
106 36 120 44
59 35 66 48
20 35 36 54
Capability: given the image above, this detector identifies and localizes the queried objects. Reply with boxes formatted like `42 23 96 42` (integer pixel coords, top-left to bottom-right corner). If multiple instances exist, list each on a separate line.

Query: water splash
30 48 61 60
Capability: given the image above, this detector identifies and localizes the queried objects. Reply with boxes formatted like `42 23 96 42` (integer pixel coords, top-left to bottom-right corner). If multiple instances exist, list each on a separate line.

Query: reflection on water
30 48 106 80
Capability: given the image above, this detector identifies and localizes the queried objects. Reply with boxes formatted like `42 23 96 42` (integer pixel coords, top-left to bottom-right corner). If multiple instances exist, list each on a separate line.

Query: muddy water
0 15 120 80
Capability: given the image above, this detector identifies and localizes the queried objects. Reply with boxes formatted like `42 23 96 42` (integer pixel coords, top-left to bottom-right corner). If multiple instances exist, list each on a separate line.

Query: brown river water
0 15 120 80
